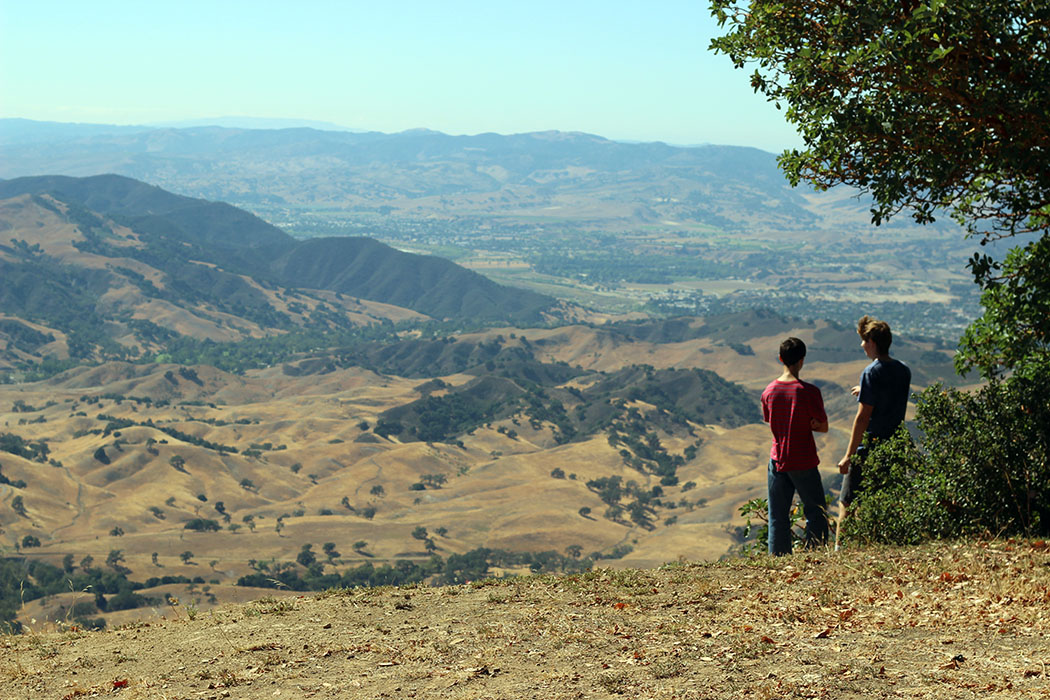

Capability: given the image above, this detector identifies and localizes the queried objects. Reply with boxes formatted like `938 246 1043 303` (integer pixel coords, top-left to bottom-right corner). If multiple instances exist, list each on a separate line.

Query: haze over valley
0 124 963 630
1 119 981 339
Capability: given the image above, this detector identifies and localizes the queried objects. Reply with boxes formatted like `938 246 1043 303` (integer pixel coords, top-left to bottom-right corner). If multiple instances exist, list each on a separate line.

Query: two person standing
760 316 911 556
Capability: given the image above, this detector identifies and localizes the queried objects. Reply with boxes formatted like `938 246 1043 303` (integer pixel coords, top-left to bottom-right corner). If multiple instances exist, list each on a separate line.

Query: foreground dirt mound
3 541 1047 699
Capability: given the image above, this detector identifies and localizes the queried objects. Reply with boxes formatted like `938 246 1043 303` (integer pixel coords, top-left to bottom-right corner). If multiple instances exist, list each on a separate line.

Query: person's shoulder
881 357 911 377
868 358 907 375
799 379 825 399
762 379 795 395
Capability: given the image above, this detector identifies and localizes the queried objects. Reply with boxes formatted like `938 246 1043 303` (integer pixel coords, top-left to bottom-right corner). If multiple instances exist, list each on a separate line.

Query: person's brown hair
857 315 892 355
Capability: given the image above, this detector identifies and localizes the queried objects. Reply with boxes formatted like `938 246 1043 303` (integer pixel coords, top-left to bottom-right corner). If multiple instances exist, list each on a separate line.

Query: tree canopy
710 0 1050 374
710 0 1049 239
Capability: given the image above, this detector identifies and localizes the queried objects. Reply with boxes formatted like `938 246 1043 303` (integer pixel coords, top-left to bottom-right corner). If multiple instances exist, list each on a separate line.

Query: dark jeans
767 460 829 556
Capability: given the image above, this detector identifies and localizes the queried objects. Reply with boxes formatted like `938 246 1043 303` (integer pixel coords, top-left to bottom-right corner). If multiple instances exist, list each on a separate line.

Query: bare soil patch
3 541 1047 699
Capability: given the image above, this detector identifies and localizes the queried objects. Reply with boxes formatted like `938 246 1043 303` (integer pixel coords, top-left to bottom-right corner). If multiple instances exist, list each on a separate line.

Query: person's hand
837 455 851 474
850 385 861 397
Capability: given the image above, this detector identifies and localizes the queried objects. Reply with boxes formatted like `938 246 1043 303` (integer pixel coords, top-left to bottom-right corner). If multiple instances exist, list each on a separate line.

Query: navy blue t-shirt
858 358 911 439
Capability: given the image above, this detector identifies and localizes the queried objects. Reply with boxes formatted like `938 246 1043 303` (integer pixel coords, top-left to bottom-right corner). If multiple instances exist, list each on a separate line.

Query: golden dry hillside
0 315 961 635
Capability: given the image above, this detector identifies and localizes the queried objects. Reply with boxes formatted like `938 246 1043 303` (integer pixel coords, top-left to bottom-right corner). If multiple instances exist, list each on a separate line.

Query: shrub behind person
843 357 1050 543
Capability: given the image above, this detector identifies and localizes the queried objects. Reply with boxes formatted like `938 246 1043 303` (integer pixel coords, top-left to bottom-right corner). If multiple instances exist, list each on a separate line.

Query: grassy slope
0 178 559 364
1 541 1047 699
0 317 958 591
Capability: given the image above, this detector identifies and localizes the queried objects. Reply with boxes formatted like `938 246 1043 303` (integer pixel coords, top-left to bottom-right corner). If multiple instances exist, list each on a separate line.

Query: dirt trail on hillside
353 457 385 498
3 542 1048 699
47 467 85 540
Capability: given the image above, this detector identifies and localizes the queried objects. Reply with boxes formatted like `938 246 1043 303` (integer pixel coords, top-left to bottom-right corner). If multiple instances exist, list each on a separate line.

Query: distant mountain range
0 119 880 233
148 117 360 131
0 174 557 370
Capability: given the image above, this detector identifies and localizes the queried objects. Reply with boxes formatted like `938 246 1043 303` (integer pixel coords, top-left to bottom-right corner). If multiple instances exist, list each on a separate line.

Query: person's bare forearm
845 409 869 455
838 404 872 473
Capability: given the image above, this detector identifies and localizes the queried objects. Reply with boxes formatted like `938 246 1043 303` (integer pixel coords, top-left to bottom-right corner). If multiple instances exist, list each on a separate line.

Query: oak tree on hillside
297 544 316 568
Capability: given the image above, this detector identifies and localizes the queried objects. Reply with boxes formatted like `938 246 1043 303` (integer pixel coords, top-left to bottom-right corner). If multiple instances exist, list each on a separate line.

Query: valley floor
2 541 1047 699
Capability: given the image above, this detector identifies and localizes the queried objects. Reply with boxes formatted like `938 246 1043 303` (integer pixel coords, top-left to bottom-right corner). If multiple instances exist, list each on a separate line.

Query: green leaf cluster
959 234 1050 375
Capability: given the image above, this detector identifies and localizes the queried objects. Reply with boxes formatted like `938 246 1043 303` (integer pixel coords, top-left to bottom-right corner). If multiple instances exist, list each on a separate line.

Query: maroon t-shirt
761 379 827 471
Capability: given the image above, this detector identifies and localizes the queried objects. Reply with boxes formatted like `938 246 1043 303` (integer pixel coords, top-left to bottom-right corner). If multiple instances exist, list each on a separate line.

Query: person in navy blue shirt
837 315 911 507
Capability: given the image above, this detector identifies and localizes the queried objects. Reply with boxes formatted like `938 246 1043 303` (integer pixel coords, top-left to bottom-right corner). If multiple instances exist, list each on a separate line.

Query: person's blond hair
857 315 892 355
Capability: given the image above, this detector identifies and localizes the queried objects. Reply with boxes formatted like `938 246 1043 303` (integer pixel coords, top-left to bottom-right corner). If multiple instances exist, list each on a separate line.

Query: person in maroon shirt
761 337 830 555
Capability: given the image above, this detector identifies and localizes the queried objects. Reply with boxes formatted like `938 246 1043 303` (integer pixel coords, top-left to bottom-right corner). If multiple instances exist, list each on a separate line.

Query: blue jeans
767 460 829 556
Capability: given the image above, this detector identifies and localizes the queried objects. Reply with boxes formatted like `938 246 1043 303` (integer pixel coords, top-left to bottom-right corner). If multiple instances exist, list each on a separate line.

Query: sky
0 0 802 153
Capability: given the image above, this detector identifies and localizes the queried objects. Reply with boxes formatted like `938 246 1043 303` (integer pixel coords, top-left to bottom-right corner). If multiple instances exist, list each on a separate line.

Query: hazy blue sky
1 1 801 152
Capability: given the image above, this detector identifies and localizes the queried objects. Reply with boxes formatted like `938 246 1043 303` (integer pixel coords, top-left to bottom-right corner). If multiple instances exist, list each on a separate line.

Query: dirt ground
2 541 1048 700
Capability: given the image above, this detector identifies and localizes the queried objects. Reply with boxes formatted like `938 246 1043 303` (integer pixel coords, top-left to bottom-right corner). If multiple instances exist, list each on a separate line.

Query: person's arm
837 402 874 473
810 417 829 433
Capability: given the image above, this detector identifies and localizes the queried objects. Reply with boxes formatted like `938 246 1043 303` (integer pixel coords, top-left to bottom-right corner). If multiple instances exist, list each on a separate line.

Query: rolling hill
0 120 982 347
0 120 863 233
0 175 558 370
0 306 962 634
